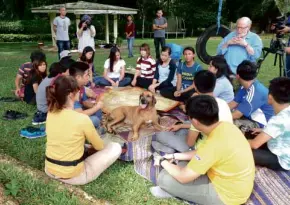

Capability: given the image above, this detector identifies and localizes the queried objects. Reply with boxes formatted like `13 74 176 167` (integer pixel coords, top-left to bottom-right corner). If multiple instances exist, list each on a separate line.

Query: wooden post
49 13 56 47
105 14 109 43
113 14 118 44
76 14 80 33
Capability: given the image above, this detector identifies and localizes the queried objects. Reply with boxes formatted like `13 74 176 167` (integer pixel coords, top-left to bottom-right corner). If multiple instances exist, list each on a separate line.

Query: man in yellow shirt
151 95 255 205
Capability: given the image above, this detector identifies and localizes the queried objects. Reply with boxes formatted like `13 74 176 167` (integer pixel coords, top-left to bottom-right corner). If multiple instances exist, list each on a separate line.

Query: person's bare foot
179 104 186 113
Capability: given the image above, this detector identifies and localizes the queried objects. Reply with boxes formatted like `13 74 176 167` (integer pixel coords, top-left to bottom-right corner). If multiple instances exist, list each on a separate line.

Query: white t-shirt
78 25 96 53
53 16 71 41
104 59 126 79
190 97 233 149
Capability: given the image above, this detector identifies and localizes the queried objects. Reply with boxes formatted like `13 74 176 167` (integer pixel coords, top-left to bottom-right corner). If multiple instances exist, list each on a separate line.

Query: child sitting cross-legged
248 77 290 171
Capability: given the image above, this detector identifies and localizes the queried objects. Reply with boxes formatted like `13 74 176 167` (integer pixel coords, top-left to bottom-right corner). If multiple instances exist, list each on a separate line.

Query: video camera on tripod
257 15 290 76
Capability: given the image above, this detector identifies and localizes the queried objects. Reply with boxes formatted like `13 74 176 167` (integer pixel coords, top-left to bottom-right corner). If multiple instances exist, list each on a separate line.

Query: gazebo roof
31 1 138 14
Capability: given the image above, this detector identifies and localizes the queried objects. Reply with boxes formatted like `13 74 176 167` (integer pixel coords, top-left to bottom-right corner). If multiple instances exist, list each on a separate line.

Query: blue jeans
89 109 102 129
57 40 70 59
286 54 290 78
94 77 131 87
127 37 134 57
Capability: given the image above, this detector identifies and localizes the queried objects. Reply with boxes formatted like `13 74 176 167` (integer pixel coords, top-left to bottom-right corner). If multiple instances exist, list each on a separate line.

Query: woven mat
93 87 290 204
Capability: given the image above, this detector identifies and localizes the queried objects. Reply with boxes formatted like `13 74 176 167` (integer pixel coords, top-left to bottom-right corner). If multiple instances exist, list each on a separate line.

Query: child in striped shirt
131 43 156 89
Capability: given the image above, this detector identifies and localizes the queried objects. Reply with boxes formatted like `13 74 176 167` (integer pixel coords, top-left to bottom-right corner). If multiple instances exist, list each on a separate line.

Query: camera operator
77 15 96 56
277 16 290 77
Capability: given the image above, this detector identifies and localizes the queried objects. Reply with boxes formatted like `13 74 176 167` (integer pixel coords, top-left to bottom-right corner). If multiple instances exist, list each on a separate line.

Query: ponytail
46 76 79 112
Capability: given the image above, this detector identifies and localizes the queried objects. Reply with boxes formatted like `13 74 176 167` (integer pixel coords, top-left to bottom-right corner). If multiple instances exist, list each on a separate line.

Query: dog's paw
130 134 139 141
107 126 113 133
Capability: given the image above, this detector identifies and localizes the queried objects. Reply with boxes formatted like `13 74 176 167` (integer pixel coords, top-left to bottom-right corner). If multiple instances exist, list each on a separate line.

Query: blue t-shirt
234 80 274 127
177 62 202 90
213 76 234 103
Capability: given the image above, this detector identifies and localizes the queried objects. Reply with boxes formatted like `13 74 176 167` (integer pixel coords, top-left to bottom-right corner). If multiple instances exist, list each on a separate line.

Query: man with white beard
217 17 263 74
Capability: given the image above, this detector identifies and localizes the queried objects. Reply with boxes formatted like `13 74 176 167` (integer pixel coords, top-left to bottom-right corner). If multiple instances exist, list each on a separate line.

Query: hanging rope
216 0 223 34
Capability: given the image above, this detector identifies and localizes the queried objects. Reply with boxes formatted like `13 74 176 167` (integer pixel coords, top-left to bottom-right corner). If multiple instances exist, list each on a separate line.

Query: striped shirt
136 56 156 79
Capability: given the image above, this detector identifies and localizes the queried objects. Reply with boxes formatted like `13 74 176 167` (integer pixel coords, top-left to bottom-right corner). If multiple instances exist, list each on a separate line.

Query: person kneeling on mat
248 77 290 171
45 75 121 185
151 95 255 205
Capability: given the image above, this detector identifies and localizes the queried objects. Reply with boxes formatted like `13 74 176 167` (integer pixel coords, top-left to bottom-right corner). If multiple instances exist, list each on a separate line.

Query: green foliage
116 36 124 46
0 20 50 34
4 179 20 197
0 34 52 42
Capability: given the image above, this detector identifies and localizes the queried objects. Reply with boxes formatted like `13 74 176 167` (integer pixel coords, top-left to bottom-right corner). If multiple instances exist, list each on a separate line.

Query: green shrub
0 34 52 42
0 20 76 34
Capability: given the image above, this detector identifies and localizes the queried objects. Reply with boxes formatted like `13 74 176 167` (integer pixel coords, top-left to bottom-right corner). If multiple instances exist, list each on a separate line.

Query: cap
81 15 91 22
60 50 71 59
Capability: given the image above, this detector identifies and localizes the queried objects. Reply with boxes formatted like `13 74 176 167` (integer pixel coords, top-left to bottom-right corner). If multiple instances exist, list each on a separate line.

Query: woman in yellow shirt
45 75 121 185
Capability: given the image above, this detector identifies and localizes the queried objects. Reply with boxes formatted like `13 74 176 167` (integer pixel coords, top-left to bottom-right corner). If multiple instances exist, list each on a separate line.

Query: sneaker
20 126 46 139
32 111 47 125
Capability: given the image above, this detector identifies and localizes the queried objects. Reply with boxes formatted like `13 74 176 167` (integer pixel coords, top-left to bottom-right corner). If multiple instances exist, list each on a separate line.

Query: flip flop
0 97 20 102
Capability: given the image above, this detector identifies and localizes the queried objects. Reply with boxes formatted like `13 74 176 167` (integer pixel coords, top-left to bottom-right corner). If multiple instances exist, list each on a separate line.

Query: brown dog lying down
105 91 164 141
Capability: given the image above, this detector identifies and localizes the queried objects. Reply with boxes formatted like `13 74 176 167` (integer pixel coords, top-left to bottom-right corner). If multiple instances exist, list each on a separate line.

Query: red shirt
125 22 135 37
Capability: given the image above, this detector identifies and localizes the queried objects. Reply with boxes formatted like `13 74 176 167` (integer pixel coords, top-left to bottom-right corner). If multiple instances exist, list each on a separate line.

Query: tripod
257 39 287 77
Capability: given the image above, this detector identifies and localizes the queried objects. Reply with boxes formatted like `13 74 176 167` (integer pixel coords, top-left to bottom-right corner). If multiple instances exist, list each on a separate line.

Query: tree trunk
142 14 145 39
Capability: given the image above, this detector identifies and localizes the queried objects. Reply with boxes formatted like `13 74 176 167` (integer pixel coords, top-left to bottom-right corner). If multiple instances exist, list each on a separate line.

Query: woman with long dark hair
94 47 131 87
24 59 47 104
45 75 121 185
208 55 234 103
77 15 95 55
79 46 95 86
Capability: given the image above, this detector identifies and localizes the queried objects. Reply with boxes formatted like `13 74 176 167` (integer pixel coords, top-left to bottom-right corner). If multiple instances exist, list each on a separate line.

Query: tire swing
195 0 231 64
196 25 231 64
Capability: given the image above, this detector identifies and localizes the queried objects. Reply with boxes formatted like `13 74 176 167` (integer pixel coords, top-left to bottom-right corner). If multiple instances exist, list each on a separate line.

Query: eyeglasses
237 26 248 30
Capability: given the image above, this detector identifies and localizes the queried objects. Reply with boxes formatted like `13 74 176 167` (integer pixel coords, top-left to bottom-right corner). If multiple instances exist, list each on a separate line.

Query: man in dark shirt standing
153 9 167 60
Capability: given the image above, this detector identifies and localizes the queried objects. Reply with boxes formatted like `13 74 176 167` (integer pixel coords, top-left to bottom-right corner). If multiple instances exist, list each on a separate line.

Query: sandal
3 110 28 120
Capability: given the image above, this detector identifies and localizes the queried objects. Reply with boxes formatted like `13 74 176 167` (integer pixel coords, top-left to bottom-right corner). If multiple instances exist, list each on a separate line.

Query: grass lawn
0 38 281 204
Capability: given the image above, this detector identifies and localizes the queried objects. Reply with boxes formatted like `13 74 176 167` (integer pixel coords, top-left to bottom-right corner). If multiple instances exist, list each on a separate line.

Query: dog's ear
152 96 157 105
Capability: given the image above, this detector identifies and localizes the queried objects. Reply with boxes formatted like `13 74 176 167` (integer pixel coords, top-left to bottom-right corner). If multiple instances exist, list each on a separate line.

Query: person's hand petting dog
167 124 181 132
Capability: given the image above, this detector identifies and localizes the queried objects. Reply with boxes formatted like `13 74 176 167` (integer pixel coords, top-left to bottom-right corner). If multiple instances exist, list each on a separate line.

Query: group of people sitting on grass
13 42 290 204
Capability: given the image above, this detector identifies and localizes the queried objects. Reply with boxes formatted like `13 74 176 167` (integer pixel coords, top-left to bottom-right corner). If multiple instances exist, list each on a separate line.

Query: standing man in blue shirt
228 60 274 130
153 9 167 60
217 17 263 74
